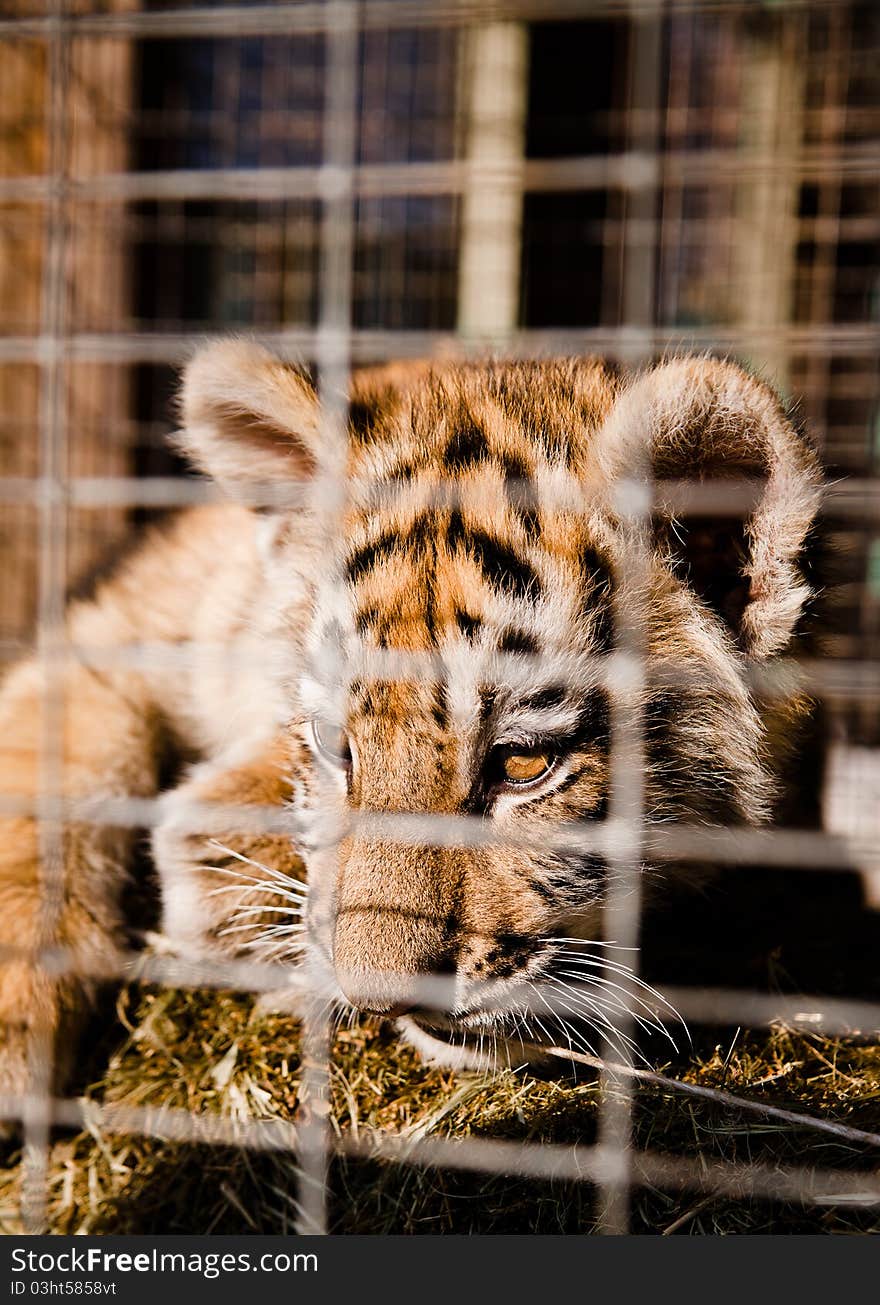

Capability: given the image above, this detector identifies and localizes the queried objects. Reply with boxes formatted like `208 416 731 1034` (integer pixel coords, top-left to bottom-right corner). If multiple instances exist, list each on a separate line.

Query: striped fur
0 343 821 1085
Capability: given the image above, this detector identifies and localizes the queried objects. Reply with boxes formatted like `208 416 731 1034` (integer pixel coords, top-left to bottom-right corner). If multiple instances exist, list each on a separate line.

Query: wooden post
0 26 45 642
734 14 806 390
456 21 529 343
66 23 135 593
0 4 135 643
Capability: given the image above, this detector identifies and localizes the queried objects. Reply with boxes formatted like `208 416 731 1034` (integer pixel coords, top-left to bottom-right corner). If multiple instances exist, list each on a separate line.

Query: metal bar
292 0 360 1240
2 634 880 718
662 988 880 1040
1 1094 878 1214
0 0 876 1234
0 941 875 1045
21 0 70 1238
595 0 664 1235
2 142 878 204
0 789 875 879
0 474 877 526
0 1 849 42
1 324 877 367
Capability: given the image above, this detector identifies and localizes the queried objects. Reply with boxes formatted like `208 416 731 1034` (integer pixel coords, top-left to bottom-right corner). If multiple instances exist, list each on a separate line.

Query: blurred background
0 0 878 844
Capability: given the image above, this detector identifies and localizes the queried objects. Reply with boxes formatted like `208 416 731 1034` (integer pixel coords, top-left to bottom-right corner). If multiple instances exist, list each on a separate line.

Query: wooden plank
0 3 135 640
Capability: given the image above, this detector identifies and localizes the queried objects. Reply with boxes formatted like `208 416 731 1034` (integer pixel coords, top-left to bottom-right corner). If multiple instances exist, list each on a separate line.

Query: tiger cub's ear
595 357 822 659
176 340 330 500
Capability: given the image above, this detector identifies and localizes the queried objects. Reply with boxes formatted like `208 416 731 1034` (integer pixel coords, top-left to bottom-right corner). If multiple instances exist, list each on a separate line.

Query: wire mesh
0 0 878 1236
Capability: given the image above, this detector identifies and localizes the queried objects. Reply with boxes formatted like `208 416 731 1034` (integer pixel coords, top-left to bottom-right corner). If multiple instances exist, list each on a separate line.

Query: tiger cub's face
181 345 821 1067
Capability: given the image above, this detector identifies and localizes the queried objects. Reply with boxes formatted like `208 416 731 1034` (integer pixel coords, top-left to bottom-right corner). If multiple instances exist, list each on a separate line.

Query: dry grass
0 978 878 1235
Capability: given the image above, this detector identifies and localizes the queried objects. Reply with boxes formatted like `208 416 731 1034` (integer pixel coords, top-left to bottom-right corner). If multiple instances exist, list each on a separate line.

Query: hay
0 981 877 1235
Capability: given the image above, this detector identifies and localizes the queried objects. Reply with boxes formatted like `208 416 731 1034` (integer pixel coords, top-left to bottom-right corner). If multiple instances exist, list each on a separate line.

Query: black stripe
500 452 530 485
423 589 438 645
347 398 378 443
384 459 417 482
196 853 249 871
357 684 376 715
432 681 449 729
366 460 418 509
471 530 541 598
407 511 432 550
443 422 489 471
455 609 482 640
447 512 540 600
582 546 612 595
581 547 614 651
500 452 540 538
355 606 379 634
644 688 739 820
486 934 531 962
554 772 609 815
345 512 433 584
551 770 585 798
478 686 497 725
446 509 467 551
575 690 610 749
527 878 559 904
588 601 614 653
345 530 401 583
498 628 538 655
519 686 566 711
508 690 609 754
355 608 398 648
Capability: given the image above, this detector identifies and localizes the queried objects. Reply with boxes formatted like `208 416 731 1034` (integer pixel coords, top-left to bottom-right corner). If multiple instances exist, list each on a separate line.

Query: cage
0 0 878 1236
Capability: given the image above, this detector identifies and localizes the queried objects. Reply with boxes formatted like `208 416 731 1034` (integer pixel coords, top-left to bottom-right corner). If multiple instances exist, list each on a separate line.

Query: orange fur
0 345 822 1086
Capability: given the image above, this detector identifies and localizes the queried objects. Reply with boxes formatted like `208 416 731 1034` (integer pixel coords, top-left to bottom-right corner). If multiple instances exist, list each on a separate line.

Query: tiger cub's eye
501 750 553 785
311 718 352 767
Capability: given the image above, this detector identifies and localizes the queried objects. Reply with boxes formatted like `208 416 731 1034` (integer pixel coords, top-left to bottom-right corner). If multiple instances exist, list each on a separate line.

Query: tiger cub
0 345 820 1089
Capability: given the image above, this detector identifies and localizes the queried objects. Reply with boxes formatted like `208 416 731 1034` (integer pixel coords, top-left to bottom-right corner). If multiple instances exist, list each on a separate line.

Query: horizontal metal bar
657 480 880 523
349 1124 880 1207
0 156 653 204
1 625 879 704
0 1092 877 1211
645 825 879 873
0 474 222 510
2 140 878 205
0 787 875 876
0 0 846 42
6 205 880 254
0 474 877 522
3 939 880 1045
0 472 872 516
664 987 880 1040
0 324 878 367
754 660 880 704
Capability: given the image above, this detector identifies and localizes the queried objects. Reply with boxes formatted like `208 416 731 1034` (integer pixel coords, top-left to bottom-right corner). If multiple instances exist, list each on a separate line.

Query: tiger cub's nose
335 966 415 1017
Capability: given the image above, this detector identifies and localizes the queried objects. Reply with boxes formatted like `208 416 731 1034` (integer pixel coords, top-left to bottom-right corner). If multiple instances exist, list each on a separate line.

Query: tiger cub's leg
152 735 307 971
0 657 163 1102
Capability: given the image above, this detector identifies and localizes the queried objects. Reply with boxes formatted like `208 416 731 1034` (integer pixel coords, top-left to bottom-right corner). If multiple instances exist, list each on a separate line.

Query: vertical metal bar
294 0 359 1239
21 0 71 1235
595 0 662 1238
620 0 662 345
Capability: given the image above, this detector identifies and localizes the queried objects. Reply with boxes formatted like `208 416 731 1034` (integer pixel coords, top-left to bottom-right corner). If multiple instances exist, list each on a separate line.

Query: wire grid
0 0 878 1236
